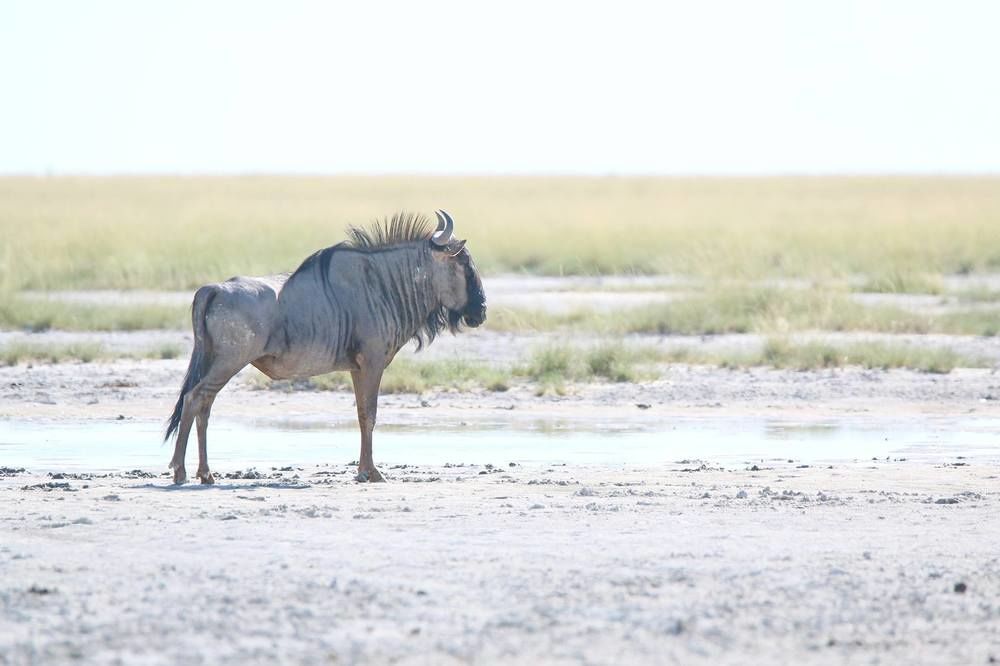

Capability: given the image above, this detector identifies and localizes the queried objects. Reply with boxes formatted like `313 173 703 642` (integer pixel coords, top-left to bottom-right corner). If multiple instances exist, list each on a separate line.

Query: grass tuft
149 343 184 360
236 335 994 394
0 296 188 332
517 342 660 391
857 272 944 295
937 311 1000 337
753 338 978 373
619 288 933 336
0 341 192 365
252 358 510 395
0 342 105 365
381 358 509 394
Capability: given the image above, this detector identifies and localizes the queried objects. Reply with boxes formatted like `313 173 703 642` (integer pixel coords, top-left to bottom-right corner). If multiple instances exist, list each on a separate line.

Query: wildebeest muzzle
463 266 487 328
463 301 486 328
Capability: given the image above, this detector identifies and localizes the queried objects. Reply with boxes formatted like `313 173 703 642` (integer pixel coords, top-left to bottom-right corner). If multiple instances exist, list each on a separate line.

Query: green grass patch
491 288 998 337
760 338 980 373
298 372 353 392
584 344 661 382
520 345 575 383
517 345 575 394
0 342 106 365
0 296 188 332
488 289 941 336
515 343 661 393
252 343 663 396
856 272 945 295
649 339 986 373
150 343 184 360
242 335 991 394
491 289 999 337
936 310 1000 337
618 288 933 335
254 358 511 395
381 358 510 394
4 286 993 343
0 341 188 365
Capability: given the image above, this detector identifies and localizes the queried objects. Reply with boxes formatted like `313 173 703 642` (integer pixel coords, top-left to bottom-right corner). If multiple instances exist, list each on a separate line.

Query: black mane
289 211 433 281
344 212 433 250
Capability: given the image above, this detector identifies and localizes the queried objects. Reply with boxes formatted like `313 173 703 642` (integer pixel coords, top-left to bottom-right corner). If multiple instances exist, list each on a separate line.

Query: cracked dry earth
2 461 999 665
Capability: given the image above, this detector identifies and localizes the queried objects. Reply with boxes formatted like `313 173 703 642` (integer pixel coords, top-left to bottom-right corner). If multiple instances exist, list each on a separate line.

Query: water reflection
0 416 996 473
764 423 841 440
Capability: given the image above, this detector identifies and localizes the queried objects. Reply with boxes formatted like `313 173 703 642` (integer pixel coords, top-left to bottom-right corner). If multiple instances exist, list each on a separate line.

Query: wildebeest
164 210 486 484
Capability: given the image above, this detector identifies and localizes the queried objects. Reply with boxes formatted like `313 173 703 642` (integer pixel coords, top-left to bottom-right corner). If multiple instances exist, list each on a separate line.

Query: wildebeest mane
288 212 433 282
345 212 433 250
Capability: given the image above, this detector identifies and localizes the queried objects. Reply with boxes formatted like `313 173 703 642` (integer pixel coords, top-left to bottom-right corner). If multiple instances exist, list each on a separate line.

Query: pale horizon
3 0 998 176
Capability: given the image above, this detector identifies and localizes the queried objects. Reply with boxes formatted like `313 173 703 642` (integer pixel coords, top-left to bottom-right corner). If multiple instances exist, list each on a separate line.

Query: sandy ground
2 350 999 665
3 276 1000 664
2 461 999 665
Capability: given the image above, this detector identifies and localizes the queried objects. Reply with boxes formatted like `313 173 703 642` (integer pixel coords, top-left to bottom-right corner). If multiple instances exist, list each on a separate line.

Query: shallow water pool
0 416 997 473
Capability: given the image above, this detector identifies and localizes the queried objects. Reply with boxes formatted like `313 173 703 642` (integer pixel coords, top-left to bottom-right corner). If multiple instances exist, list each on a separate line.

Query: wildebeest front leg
351 362 385 483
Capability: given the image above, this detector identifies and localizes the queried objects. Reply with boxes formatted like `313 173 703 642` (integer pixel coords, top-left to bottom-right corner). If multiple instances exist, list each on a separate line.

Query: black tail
164 287 216 442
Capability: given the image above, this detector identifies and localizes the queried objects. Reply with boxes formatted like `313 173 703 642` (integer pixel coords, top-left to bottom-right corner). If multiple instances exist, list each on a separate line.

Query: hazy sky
2 0 998 174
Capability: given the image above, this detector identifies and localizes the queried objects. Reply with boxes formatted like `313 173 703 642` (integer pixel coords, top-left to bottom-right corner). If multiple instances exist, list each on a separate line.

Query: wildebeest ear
448 240 467 256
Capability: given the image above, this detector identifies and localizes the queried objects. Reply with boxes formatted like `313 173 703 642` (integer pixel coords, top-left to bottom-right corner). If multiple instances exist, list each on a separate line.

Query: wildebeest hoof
197 470 215 485
172 467 188 485
356 467 386 483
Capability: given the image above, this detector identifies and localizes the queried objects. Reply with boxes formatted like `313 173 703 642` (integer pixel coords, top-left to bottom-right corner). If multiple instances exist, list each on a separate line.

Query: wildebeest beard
416 272 484 349
416 307 465 351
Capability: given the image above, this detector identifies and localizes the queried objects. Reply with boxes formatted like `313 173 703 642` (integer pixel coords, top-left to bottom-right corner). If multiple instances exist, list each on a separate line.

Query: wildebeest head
429 210 487 328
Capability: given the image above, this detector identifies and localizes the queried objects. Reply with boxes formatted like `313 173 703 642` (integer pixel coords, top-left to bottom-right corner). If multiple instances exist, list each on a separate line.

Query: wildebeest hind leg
170 362 244 485
169 390 199 485
195 392 220 484
192 361 246 484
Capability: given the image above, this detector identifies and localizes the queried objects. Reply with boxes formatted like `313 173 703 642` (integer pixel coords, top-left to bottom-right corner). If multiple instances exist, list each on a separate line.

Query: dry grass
2 176 1000 290
250 338 988 396
253 357 511 395
1 286 993 339
0 341 184 365
487 288 999 337
0 295 188 332
618 288 932 335
663 339 988 373
855 272 945 295
518 343 660 386
754 339 977 373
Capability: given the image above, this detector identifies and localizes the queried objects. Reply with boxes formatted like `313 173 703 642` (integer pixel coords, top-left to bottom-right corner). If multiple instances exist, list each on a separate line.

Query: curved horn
432 209 454 246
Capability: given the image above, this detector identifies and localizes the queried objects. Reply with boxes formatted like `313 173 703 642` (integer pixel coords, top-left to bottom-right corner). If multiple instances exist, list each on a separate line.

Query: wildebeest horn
432 210 454 246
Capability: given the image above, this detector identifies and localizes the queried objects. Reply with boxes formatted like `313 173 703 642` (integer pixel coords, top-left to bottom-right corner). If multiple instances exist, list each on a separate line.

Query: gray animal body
164 211 486 484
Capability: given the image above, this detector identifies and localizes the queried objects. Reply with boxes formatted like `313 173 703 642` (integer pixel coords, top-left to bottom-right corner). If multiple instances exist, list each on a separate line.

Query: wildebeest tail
164 287 216 442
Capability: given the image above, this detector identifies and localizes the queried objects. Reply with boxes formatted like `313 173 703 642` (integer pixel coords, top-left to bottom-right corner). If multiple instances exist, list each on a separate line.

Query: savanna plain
2 176 999 664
